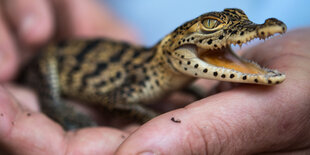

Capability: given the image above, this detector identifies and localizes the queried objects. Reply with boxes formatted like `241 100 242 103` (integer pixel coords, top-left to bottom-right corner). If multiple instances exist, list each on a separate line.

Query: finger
3 0 54 46
117 87 310 154
116 29 310 154
0 85 65 155
0 85 129 154
0 9 18 81
4 84 39 112
54 0 140 43
66 128 129 155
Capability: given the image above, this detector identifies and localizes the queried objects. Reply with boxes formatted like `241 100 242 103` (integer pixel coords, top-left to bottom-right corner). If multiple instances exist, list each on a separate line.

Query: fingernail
19 13 36 37
138 151 155 155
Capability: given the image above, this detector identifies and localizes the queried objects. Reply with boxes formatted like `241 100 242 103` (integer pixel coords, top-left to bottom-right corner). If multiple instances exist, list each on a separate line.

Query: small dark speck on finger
171 117 181 123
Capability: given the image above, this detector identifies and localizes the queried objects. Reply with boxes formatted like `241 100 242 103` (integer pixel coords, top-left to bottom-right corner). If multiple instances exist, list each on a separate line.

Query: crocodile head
162 8 287 85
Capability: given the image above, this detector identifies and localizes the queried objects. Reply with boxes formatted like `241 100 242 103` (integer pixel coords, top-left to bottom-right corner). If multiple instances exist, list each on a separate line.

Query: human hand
116 28 310 154
0 0 140 154
0 84 139 154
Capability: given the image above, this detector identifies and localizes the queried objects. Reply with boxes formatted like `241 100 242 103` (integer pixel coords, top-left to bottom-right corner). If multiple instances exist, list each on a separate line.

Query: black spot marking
94 81 107 88
124 61 131 66
67 40 101 85
155 80 160 86
81 62 108 86
276 81 280 84
145 76 150 81
254 79 258 83
182 39 185 42
76 40 100 61
221 74 226 78
144 52 156 63
187 39 190 42
228 29 232 33
138 81 146 87
178 41 181 45
167 58 172 65
184 67 187 70
181 55 185 58
116 71 122 79
133 64 140 69
237 40 241 44
203 68 208 73
214 44 217 47
195 73 198 76
142 67 147 73
129 87 135 92
213 72 218 76
191 37 194 40
110 77 115 82
110 44 128 62
268 80 272 84
199 40 203 43
219 35 224 40
261 31 265 35
132 51 141 58
242 76 247 80
231 30 237 35
194 64 199 68
240 31 244 36
187 61 191 65
230 74 235 79
282 27 285 31
167 52 172 56
179 61 182 65
153 71 158 76
207 39 213 45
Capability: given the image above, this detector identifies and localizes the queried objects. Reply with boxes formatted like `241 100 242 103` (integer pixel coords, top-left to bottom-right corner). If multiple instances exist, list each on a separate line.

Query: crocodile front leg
36 53 97 130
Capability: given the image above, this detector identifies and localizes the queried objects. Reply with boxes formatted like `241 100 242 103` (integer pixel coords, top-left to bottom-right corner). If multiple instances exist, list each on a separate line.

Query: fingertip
5 0 54 46
66 128 128 155
116 110 204 155
19 8 54 46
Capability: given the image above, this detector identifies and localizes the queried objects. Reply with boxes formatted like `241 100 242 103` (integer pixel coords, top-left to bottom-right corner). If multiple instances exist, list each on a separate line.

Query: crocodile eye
202 18 221 29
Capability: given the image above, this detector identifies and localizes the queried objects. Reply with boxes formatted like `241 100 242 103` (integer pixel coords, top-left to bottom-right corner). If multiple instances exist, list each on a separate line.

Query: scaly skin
23 8 287 130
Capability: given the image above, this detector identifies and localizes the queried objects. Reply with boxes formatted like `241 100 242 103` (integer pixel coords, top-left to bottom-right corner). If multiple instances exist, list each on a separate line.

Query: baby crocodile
22 8 287 130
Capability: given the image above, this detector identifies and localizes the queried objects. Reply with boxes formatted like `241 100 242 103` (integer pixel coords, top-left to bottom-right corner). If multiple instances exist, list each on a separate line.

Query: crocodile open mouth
195 27 286 84
198 46 266 75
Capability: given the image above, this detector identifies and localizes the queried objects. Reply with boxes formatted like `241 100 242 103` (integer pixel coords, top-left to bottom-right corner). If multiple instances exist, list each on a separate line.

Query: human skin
1 0 310 154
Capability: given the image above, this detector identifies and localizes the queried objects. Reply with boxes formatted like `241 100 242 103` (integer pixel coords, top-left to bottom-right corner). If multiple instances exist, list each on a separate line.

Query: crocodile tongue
197 46 267 75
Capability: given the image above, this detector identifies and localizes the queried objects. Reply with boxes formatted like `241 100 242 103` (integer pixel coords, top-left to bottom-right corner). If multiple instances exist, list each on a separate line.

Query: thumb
116 86 310 154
